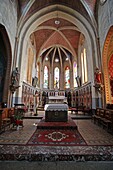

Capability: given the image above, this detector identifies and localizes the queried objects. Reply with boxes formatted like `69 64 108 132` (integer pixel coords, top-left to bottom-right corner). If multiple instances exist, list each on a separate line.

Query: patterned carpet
27 129 87 146
0 116 113 161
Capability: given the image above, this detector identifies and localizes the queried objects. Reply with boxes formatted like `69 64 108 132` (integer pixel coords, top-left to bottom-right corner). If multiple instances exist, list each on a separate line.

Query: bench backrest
99 109 105 118
105 109 113 122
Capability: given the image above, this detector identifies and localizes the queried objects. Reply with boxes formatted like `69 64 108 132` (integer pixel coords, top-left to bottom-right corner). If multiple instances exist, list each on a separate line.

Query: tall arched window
81 48 88 84
73 62 77 87
37 63 40 87
43 66 48 88
65 66 70 88
54 67 59 88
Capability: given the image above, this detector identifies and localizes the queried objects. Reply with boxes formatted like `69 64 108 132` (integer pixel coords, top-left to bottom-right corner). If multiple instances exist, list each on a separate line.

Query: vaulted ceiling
17 0 98 60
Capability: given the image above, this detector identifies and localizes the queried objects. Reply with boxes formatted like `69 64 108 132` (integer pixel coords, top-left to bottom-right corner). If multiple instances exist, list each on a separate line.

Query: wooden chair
92 108 101 125
101 110 113 131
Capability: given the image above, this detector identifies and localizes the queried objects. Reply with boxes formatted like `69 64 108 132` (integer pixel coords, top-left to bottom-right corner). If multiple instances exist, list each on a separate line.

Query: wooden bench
0 108 12 132
92 108 113 132
92 108 102 124
101 110 113 131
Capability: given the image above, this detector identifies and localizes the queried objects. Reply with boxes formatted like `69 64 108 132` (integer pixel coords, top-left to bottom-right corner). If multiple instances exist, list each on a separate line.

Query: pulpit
44 103 68 122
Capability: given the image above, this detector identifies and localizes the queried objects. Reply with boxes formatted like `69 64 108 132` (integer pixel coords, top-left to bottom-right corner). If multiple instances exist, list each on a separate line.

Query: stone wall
98 0 113 54
0 0 18 57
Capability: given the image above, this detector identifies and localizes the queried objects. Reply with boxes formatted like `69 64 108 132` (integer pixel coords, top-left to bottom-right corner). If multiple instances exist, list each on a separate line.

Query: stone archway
103 26 113 104
0 24 12 106
17 5 97 88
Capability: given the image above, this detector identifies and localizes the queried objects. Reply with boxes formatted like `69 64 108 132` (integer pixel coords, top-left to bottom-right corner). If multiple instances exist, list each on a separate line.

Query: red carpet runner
27 117 87 146
27 129 87 146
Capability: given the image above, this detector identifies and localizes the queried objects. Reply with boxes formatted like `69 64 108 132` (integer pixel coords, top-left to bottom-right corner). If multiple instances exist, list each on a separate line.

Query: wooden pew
99 108 105 125
92 108 102 124
1 108 11 132
92 108 113 132
101 109 113 131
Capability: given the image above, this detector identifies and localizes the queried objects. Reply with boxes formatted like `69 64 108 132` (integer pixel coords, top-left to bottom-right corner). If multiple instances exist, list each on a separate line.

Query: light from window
73 62 77 87
54 67 59 88
84 48 88 82
65 66 70 88
43 66 48 88
81 48 88 84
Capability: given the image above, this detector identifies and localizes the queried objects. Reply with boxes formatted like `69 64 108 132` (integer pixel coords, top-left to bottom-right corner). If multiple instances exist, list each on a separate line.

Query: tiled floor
0 114 113 146
0 119 39 145
77 120 113 145
0 111 113 161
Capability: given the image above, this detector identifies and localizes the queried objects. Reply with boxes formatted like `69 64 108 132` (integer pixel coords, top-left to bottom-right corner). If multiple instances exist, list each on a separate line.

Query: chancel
1 1 113 169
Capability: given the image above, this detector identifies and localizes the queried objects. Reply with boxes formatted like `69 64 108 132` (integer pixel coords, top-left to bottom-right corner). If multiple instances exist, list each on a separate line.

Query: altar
48 96 67 103
44 103 68 122
48 90 67 103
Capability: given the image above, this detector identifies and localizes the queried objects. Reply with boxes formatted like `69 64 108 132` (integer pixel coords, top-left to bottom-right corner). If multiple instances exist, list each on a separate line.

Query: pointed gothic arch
0 24 12 106
103 26 113 104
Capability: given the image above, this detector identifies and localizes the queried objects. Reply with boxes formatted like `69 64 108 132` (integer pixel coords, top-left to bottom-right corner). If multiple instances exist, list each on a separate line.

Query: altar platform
37 116 77 130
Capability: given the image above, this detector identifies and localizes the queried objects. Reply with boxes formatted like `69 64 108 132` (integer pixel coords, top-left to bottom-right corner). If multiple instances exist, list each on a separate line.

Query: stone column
40 60 43 90
70 68 73 89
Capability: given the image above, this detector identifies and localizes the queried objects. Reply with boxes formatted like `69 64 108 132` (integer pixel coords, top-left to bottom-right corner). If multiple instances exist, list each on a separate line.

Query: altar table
44 103 68 122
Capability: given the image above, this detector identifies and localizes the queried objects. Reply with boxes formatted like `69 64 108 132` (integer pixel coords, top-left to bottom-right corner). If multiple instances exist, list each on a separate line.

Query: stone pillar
40 60 43 90
70 68 73 89
60 66 64 90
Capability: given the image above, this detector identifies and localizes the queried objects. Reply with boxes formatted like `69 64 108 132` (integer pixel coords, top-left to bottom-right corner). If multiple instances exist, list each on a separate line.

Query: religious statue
11 67 20 87
10 67 20 106
94 67 104 93
55 79 59 89
94 67 102 84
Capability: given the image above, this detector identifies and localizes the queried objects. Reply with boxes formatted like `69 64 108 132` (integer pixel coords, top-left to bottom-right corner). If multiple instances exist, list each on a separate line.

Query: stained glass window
43 66 48 88
37 63 40 87
73 62 77 87
81 52 84 84
84 48 88 83
65 66 70 88
54 67 59 88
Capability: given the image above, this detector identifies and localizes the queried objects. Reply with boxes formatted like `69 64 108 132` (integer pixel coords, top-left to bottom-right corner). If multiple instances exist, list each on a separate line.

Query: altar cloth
44 103 68 111
48 96 65 100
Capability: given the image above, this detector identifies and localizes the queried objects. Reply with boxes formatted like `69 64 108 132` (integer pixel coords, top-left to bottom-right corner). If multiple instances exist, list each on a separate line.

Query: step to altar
37 117 77 130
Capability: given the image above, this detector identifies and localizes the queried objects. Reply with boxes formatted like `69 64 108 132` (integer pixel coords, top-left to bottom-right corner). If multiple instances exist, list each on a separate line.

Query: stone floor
1 161 113 170
0 111 113 162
